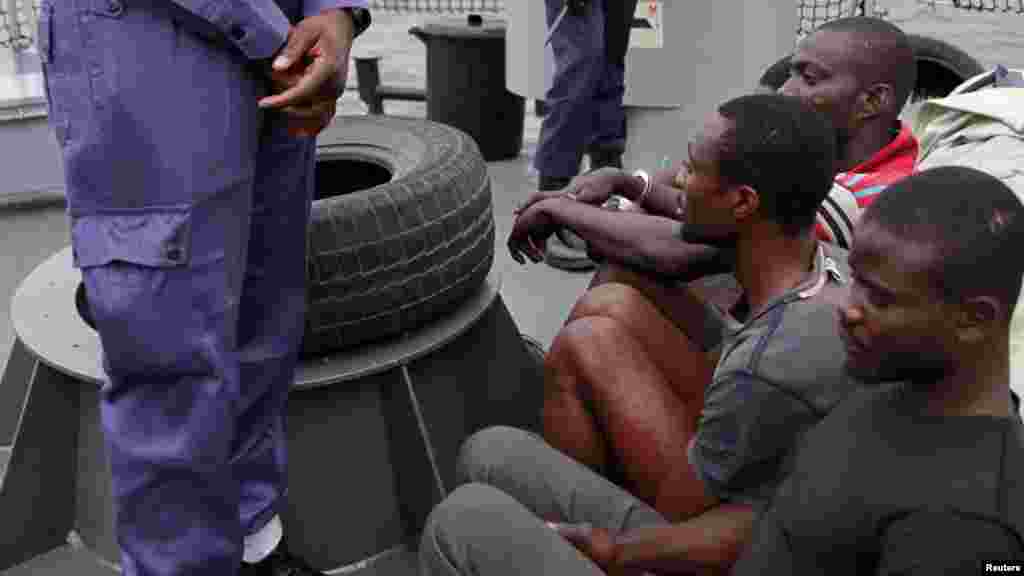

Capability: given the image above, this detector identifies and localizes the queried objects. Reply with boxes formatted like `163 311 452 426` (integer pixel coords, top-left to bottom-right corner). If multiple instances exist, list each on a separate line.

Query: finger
555 522 593 542
266 67 304 92
259 57 335 109
509 244 525 265
273 25 319 71
526 236 542 262
284 101 334 135
288 114 333 137
280 101 335 121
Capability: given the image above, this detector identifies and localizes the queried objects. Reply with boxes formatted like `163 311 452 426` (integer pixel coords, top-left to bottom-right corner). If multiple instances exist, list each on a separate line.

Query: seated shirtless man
734 166 1024 573
421 93 849 574
512 15 918 518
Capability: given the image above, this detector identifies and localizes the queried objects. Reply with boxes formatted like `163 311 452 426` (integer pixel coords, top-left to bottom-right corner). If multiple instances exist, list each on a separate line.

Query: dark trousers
534 0 640 180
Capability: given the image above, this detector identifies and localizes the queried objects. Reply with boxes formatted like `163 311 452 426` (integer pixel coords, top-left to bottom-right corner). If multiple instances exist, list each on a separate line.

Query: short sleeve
877 511 1024 575
688 372 818 506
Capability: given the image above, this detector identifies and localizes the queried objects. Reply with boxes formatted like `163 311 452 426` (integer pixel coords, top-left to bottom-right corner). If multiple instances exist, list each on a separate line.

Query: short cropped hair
817 16 917 110
716 93 837 236
862 166 1024 314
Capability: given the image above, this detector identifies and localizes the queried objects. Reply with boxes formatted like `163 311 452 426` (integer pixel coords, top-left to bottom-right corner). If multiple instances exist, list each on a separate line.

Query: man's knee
420 483 522 576
570 282 646 326
549 315 627 372
457 426 543 486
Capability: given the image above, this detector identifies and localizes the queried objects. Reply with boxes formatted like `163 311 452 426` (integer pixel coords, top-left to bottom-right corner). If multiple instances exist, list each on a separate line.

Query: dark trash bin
410 15 525 161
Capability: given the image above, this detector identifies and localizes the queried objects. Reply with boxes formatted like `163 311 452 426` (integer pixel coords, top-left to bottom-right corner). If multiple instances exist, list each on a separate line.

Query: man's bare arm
612 503 757 574
540 198 724 281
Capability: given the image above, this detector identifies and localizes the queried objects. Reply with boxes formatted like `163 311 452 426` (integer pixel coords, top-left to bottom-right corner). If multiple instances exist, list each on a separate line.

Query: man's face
676 114 739 248
779 30 863 144
840 219 956 385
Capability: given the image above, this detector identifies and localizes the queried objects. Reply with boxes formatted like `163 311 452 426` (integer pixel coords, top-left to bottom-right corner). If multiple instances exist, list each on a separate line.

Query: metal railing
0 0 39 52
797 0 865 36
0 0 504 52
2 0 1022 54
918 0 1024 12
367 0 504 12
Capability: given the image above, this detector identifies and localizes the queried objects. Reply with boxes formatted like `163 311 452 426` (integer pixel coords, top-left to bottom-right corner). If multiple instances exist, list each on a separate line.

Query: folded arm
541 198 725 281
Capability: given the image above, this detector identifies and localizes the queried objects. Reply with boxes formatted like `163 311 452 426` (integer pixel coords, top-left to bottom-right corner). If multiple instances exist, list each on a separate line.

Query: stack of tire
302 116 495 357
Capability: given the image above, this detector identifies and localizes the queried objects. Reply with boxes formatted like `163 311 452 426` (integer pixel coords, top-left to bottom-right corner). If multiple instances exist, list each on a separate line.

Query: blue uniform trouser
81 120 313 576
534 0 629 180
80 118 314 576
41 2 314 574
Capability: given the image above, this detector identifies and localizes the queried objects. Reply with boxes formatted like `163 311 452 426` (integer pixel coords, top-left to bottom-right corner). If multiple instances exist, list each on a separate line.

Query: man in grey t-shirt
422 94 860 574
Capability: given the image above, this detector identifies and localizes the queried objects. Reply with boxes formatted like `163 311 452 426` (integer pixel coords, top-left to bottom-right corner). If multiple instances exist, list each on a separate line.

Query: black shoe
239 545 323 576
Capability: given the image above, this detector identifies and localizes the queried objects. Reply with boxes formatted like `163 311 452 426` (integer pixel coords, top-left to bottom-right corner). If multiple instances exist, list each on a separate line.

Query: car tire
303 115 495 357
907 33 986 101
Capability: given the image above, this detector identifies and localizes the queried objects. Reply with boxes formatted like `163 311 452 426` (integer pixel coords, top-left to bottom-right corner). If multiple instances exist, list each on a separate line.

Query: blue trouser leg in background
587 60 627 155
533 0 607 180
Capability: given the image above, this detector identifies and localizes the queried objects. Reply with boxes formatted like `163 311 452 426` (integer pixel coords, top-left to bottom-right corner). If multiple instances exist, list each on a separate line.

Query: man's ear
858 83 893 121
956 296 1002 345
732 185 760 223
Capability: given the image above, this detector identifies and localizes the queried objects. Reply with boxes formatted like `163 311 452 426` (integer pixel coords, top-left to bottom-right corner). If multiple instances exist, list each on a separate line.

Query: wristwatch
632 169 652 206
342 7 371 39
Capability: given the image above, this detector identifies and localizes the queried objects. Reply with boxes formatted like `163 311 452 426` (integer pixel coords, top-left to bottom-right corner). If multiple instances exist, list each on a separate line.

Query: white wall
506 1 797 171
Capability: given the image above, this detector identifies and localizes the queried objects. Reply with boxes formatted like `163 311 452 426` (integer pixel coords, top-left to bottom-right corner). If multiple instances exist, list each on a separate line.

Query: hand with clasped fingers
258 9 356 137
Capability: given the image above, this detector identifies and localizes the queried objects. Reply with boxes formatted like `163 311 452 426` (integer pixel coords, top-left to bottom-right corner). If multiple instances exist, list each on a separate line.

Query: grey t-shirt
687 243 860 506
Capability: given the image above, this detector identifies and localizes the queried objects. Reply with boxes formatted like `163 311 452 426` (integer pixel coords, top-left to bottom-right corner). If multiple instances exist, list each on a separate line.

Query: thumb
273 26 317 70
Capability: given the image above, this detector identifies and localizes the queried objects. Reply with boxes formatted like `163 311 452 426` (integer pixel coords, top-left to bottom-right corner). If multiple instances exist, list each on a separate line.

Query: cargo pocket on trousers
70 209 194 344
70 209 193 270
